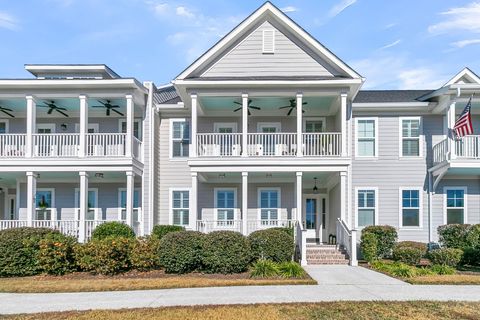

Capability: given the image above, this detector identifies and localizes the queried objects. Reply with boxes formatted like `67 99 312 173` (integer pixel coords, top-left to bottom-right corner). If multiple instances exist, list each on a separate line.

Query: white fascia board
0 79 147 92
352 102 432 112
155 102 185 110
174 79 363 86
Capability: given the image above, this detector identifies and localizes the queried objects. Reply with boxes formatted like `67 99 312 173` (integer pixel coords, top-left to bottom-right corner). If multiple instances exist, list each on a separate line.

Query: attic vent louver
262 29 275 53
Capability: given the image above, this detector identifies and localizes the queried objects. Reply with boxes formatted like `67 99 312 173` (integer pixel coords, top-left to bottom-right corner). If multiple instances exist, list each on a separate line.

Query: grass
0 271 316 293
407 274 480 285
3 302 480 320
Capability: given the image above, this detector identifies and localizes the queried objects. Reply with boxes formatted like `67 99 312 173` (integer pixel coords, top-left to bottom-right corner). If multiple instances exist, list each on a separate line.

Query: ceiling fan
233 99 260 116
0 105 14 118
92 100 124 116
39 101 69 117
279 99 307 116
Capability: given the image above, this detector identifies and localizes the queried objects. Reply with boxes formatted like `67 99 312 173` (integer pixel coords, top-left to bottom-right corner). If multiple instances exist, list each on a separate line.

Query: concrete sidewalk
1 266 480 315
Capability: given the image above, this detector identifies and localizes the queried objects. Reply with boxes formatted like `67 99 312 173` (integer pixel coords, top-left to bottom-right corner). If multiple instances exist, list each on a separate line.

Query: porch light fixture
219 173 226 179
313 177 318 193
266 173 272 178
95 173 104 179
60 123 67 131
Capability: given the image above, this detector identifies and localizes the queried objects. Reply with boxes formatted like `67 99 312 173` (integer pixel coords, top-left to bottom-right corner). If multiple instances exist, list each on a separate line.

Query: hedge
437 224 471 249
151 225 185 240
130 237 161 271
248 229 294 262
0 227 61 277
427 248 463 267
159 231 204 273
360 232 378 263
361 225 397 259
392 246 423 266
462 248 480 266
91 222 136 240
37 233 77 275
202 231 251 274
395 241 427 255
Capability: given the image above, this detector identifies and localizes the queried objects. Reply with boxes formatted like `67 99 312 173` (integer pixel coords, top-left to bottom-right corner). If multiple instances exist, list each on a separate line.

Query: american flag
454 95 474 137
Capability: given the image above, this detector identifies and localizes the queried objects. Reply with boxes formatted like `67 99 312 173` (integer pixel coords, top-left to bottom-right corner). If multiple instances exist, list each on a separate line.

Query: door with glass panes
75 189 98 220
257 123 280 156
303 194 328 242
214 123 238 156
119 189 140 223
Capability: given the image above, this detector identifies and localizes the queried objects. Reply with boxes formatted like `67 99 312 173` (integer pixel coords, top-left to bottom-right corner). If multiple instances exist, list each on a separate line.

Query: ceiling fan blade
56 109 69 117
302 102 308 105
233 107 242 112
110 105 120 108
249 106 261 110
287 107 293 116
47 108 53 114
248 99 252 105
97 100 107 106
111 108 124 116
56 107 67 111
91 106 105 108
37 105 49 108
279 106 291 109
233 101 242 106
0 109 14 118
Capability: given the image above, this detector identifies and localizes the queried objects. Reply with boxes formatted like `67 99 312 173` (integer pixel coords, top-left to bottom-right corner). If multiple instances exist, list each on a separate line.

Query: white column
296 172 303 223
126 171 134 229
447 99 456 160
296 171 307 266
191 94 198 157
341 93 348 157
125 94 134 157
78 172 88 243
242 172 248 235
296 93 303 157
15 178 20 219
79 95 88 157
190 172 198 230
26 172 37 226
25 96 36 158
242 93 248 157
340 171 347 222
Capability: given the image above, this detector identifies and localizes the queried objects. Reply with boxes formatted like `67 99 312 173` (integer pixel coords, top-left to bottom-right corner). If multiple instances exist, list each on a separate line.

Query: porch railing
246 219 296 235
302 133 341 156
433 138 448 164
86 133 126 157
196 220 243 233
133 137 142 161
0 220 28 229
336 218 357 266
0 134 26 157
247 133 297 156
33 133 80 157
455 135 480 159
197 133 242 157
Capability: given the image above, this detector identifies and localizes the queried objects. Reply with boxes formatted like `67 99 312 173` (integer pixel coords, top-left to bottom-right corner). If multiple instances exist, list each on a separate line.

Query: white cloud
328 0 357 18
153 3 169 15
385 23 397 29
428 2 480 34
176 6 194 18
378 39 401 50
451 39 480 48
0 11 18 30
281 6 298 13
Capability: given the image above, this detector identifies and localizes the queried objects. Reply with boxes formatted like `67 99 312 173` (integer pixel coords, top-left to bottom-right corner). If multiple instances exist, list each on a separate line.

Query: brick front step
307 259 349 265
305 244 350 265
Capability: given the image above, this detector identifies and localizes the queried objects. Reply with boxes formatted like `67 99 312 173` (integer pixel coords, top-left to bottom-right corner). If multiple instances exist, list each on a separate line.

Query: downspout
148 82 155 235
428 171 433 242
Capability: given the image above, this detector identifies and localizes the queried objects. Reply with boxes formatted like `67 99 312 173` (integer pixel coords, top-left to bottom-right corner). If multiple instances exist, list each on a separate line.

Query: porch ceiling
0 171 139 186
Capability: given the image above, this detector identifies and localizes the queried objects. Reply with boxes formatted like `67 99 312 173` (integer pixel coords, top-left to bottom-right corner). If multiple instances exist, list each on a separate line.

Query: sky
0 0 479 89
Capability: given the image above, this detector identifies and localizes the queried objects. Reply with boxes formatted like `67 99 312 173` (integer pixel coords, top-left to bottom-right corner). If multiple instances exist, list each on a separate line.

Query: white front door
257 122 281 155
303 194 328 241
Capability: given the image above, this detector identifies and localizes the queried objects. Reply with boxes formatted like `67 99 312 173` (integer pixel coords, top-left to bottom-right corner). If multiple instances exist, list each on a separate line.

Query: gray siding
203 21 334 78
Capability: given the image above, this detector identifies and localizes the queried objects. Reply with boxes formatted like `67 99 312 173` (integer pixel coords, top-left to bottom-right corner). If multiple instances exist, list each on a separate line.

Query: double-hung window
119 189 140 222
445 187 466 224
259 188 280 225
171 119 189 158
356 118 377 157
357 189 376 227
171 190 189 226
400 189 421 227
401 118 421 157
215 189 236 227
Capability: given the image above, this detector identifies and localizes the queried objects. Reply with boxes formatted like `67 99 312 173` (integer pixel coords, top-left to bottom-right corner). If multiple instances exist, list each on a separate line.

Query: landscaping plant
392 242 426 266
37 233 77 275
158 231 204 273
130 237 161 271
427 248 463 267
151 225 185 240
248 228 294 262
249 259 279 278
91 222 136 240
360 232 378 263
437 224 471 249
277 261 305 278
202 231 251 274
361 225 397 259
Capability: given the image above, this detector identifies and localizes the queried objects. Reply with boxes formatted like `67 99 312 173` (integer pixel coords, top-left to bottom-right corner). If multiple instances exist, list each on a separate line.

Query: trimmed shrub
130 237 161 271
466 224 480 249
91 222 135 241
248 229 294 262
151 225 185 240
361 225 397 258
277 261 306 278
461 248 480 266
427 248 463 267
75 237 134 275
202 231 251 274
37 233 77 275
269 227 294 238
360 232 378 263
159 231 204 273
392 246 423 266
395 241 428 255
250 259 279 278
0 227 60 277
437 224 471 249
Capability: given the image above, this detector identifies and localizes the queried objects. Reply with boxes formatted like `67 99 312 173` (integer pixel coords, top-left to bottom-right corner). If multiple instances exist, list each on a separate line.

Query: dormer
24 64 121 80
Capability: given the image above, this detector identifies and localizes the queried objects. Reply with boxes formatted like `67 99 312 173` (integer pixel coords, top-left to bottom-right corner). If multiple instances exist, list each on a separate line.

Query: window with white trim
215 189 236 225
120 120 141 139
171 120 189 158
356 118 377 157
400 189 421 227
401 118 421 157
259 189 280 223
445 188 466 224
119 189 141 222
171 190 189 226
357 189 376 227
0 120 8 134
75 188 99 220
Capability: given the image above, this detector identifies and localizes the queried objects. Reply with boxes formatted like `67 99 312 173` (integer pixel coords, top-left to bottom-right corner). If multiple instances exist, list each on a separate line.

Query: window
119 189 140 222
445 187 466 224
262 29 275 53
170 119 189 158
171 189 189 226
400 188 421 227
36 124 56 133
35 189 54 220
120 120 141 139
304 118 325 133
356 118 377 157
0 120 8 134
215 189 236 225
259 188 280 223
357 188 376 227
75 189 99 220
400 118 421 157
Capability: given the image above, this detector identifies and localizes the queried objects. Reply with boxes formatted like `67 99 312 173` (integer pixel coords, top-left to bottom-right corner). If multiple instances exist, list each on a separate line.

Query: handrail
433 138 448 164
336 218 357 266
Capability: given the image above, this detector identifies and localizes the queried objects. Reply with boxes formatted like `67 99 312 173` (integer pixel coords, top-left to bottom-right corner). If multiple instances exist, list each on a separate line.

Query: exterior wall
202 21 334 78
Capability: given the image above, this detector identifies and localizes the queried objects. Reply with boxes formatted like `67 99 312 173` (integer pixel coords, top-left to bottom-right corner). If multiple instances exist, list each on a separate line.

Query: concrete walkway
1 266 480 315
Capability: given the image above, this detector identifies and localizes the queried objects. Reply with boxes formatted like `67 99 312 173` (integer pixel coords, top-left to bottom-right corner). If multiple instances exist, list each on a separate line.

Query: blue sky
0 0 479 89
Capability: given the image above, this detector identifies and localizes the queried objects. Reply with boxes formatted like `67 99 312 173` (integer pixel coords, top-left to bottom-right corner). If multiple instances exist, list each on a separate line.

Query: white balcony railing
86 133 126 157
302 133 341 156
197 133 242 157
33 134 80 157
247 133 297 156
455 135 480 159
433 138 448 164
196 219 243 233
0 134 26 157
246 219 296 235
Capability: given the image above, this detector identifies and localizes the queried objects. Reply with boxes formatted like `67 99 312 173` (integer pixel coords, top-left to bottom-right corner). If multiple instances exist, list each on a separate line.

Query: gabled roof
175 1 362 81
443 67 480 86
354 90 434 103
